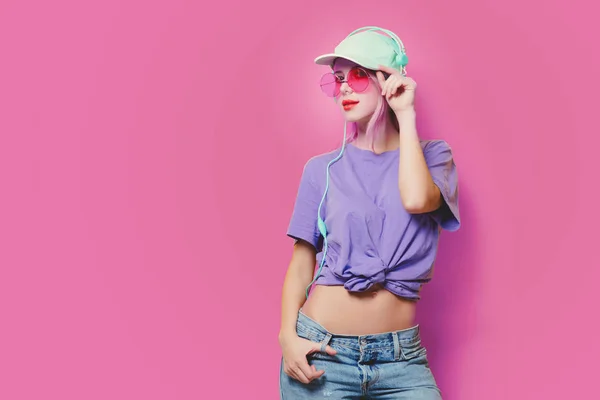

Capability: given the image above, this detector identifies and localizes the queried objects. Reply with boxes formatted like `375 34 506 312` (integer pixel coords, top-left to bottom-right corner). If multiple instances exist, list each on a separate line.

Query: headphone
304 26 409 298
347 26 409 75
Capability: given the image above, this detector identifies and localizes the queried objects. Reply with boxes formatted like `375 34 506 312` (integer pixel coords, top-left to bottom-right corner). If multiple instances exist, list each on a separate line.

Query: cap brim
314 53 379 70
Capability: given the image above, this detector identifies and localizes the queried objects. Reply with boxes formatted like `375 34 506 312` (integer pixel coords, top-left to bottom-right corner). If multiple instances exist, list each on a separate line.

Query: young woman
278 26 460 399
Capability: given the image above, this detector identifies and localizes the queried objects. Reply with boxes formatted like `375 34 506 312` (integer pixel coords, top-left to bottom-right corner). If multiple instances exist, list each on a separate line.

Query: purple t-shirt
286 139 460 301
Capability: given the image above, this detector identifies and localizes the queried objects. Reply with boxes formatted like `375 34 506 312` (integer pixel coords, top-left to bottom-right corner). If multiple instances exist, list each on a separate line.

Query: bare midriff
301 284 417 335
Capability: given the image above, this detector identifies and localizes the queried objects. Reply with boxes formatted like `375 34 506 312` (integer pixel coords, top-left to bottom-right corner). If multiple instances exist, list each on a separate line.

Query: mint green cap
314 26 408 75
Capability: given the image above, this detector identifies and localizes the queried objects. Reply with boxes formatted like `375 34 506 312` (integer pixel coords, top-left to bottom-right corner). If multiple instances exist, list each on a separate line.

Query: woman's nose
340 81 352 94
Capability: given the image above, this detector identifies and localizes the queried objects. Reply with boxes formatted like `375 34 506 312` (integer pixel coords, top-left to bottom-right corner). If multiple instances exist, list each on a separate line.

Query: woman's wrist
279 329 298 343
396 107 416 126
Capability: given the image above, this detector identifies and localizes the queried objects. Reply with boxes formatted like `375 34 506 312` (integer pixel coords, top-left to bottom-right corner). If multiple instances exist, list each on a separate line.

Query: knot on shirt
343 263 386 292
326 209 388 292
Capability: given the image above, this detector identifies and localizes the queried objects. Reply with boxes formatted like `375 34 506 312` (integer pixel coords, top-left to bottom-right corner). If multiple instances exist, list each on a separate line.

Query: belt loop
320 333 333 353
393 332 400 361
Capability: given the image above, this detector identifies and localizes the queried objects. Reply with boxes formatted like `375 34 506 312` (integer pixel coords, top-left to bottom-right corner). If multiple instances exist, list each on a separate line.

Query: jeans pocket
400 337 428 361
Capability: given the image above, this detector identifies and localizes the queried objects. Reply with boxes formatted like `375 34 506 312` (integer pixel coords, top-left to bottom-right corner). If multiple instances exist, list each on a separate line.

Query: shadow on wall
416 175 481 397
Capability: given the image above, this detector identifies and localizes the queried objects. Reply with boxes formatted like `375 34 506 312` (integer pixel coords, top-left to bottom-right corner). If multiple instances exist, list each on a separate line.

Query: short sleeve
286 159 324 250
424 140 460 231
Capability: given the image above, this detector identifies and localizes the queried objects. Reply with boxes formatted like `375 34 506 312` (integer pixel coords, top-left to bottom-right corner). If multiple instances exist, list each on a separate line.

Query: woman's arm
279 240 336 384
375 66 444 215
279 240 316 340
396 108 442 214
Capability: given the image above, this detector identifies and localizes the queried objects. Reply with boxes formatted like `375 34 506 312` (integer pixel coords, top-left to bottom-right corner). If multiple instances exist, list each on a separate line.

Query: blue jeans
279 310 442 399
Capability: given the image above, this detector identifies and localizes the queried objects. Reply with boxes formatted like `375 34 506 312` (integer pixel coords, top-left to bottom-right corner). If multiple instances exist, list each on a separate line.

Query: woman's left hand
376 64 417 114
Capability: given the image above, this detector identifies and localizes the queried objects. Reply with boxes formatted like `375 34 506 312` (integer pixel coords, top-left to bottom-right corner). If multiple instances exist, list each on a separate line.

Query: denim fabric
280 310 442 399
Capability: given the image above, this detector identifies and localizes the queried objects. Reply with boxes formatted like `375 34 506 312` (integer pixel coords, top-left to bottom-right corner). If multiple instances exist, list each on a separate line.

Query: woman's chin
342 113 371 124
341 110 367 123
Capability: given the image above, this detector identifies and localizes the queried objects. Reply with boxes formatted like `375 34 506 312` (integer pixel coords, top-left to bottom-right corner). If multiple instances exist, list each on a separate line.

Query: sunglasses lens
347 68 370 93
320 73 340 97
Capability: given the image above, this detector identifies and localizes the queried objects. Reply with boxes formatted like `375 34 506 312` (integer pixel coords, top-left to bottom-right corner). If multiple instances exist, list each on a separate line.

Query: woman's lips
342 99 359 110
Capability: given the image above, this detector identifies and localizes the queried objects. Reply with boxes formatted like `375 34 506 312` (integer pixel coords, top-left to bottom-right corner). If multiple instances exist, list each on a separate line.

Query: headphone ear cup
396 51 408 67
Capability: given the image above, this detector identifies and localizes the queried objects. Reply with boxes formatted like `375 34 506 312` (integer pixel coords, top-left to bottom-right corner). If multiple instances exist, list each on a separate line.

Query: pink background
1 0 598 399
